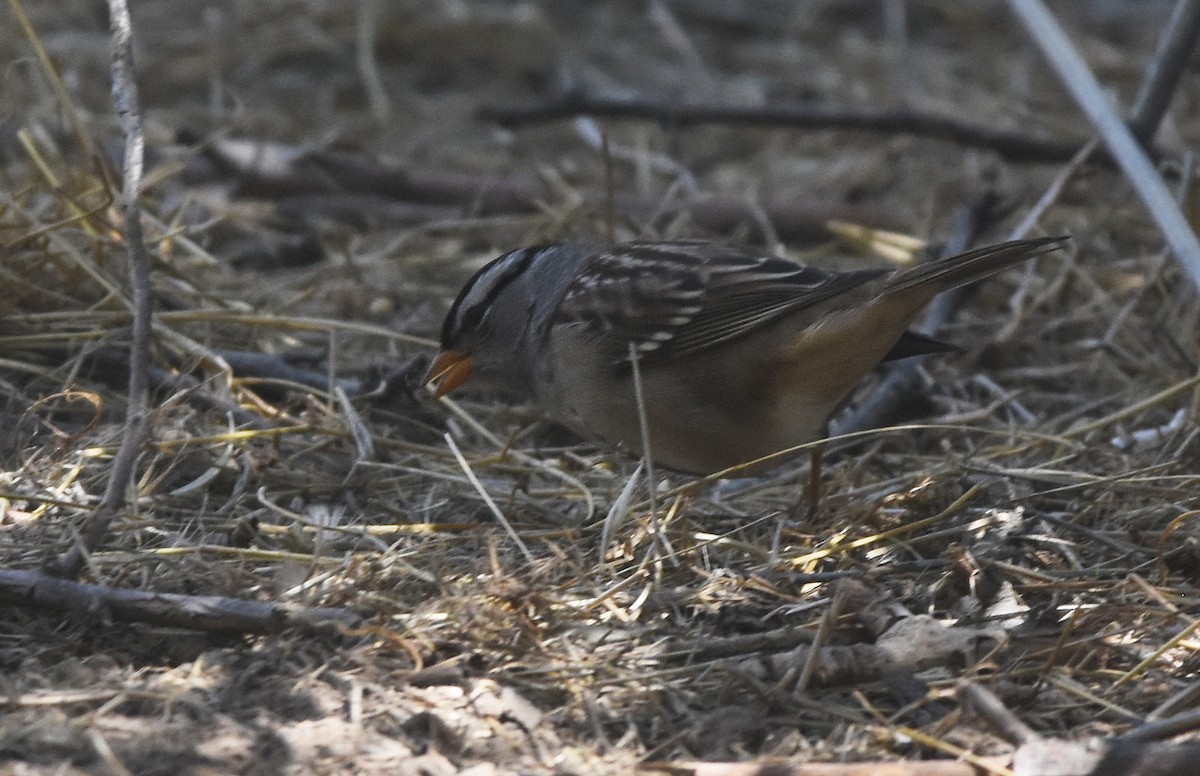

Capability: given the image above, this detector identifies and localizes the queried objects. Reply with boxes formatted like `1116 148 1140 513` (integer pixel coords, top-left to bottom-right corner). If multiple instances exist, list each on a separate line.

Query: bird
425 236 1066 475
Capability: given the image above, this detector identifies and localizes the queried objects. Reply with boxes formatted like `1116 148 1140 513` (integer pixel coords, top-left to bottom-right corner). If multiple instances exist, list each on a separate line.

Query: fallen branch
0 568 357 634
477 95 1087 163
190 135 887 243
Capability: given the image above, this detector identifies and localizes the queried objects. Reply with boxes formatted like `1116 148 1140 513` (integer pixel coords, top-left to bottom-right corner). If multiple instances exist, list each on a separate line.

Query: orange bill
425 349 474 397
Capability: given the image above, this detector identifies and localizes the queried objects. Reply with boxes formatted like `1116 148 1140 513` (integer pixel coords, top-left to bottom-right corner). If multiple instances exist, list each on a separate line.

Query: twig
600 461 643 563
444 433 534 563
355 0 392 122
793 584 844 694
0 568 356 634
640 759 1008 775
601 129 616 243
53 0 154 579
1060 374 1200 440
1120 707 1200 743
892 726 1015 776
1007 0 1200 293
216 349 366 395
81 347 263 428
1088 742 1200 776
1128 0 1200 146
787 484 981 569
628 342 667 561
191 136 880 242
436 396 597 523
478 95 1087 163
959 682 1037 746
1149 678 1200 721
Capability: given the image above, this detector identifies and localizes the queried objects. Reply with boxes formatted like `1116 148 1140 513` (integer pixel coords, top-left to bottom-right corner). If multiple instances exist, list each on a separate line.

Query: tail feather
885 236 1069 294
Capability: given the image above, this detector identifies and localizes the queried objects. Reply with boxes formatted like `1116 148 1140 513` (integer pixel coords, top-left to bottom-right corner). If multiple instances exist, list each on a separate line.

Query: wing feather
552 241 887 365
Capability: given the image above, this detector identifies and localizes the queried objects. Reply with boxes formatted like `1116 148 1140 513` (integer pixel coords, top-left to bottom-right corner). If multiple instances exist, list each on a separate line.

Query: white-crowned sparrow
426 237 1066 474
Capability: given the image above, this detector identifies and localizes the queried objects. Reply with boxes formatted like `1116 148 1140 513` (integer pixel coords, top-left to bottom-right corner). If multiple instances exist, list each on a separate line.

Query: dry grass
2 1 1200 774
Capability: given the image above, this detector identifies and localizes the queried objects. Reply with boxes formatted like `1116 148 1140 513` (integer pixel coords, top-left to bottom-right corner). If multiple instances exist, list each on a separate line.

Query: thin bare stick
793 585 843 694
1129 0 1200 146
628 342 674 564
438 396 597 523
53 0 154 579
1007 0 1200 292
445 433 534 563
602 129 616 244
478 96 1085 163
599 463 643 563
1120 707 1200 743
0 569 355 634
960 682 1038 746
1061 373 1200 439
355 0 392 122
